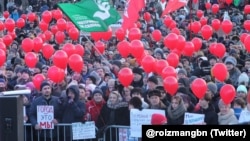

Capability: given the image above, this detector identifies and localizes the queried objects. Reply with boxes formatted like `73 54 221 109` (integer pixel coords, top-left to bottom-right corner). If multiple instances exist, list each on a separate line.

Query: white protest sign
130 109 165 137
37 105 54 129
239 110 250 123
184 112 205 125
119 128 138 141
72 121 96 140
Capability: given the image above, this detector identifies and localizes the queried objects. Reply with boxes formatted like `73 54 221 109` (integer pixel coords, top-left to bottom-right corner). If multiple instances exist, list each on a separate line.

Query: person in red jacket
84 88 106 123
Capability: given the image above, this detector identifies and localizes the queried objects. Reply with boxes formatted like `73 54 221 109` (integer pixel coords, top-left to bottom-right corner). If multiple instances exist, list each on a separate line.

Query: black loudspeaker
0 95 24 141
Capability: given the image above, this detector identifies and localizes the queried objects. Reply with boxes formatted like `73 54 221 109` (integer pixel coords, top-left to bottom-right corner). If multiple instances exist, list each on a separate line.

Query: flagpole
82 33 112 67
189 0 193 40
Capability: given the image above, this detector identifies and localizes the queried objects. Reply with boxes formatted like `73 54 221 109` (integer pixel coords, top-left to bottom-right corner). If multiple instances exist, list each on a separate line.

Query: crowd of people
1 0 250 141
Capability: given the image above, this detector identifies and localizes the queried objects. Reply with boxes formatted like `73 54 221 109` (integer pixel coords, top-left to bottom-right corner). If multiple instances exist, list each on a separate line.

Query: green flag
58 0 121 32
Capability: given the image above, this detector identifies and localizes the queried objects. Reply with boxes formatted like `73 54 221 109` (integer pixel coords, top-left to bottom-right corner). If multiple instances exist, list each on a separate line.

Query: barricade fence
23 123 99 141
24 122 250 141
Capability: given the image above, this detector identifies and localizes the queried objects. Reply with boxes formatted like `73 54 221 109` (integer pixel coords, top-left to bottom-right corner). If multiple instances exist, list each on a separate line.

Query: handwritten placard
72 121 96 140
184 112 205 125
130 109 165 137
37 105 54 129
119 128 138 141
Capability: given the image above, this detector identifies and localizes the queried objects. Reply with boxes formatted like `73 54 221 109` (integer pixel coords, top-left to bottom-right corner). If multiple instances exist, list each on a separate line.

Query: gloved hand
58 97 64 104
68 98 74 104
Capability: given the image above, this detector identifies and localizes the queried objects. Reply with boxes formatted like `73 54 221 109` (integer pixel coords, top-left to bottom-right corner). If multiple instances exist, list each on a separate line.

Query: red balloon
143 12 151 22
8 31 16 39
0 42 6 52
130 40 144 58
48 66 65 83
196 10 204 19
200 17 208 26
175 35 186 51
205 2 211 9
4 18 15 32
62 43 76 57
163 76 178 96
118 67 134 87
171 28 180 35
22 38 34 53
33 37 43 53
152 30 162 42
75 44 85 56
164 33 178 50
115 28 126 41
50 25 58 35
211 19 221 31
211 4 219 14
221 20 233 34
212 63 228 82
0 21 4 31
103 27 113 41
25 52 38 68
191 21 201 33
169 21 177 29
57 18 67 31
214 43 226 58
44 30 52 41
164 16 173 27
37 33 46 42
52 10 63 20
162 66 177 78
39 20 49 32
42 10 52 23
244 35 250 52
154 59 169 75
93 41 105 54
2 35 12 47
209 42 217 54
240 33 248 43
55 31 65 44
191 37 202 51
66 22 75 32
3 11 9 19
68 54 83 73
21 14 26 20
90 32 101 41
193 0 198 3
16 18 25 28
225 0 232 5
141 55 156 73
220 84 236 104
28 12 36 22
191 78 207 99
0 49 6 67
182 42 195 57
53 50 68 69
33 74 46 90
117 40 131 58
166 52 179 68
128 28 142 41
201 25 213 40
42 44 55 60
244 5 250 14
68 27 79 40
244 20 250 31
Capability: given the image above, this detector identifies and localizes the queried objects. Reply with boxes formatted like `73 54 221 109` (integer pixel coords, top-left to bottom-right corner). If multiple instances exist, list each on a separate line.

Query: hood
66 85 80 101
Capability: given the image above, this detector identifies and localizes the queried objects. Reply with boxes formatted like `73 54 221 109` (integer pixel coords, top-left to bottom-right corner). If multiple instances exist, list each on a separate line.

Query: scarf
167 101 186 120
218 109 238 125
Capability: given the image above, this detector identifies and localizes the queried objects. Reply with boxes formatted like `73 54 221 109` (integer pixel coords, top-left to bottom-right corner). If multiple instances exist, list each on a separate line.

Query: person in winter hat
224 56 241 87
85 88 106 123
236 85 248 100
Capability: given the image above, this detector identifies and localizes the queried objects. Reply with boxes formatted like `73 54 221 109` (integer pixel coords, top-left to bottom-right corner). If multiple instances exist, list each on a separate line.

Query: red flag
122 0 145 30
161 0 188 17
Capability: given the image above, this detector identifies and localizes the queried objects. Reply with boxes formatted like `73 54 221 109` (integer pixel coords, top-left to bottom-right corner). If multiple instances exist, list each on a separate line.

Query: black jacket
196 104 218 125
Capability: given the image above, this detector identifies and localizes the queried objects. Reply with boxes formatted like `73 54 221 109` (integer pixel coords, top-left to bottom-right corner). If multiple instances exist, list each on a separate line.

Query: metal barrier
24 123 98 141
100 125 139 141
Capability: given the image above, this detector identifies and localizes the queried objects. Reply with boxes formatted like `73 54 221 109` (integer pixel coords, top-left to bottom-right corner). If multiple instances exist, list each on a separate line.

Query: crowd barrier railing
24 123 98 141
